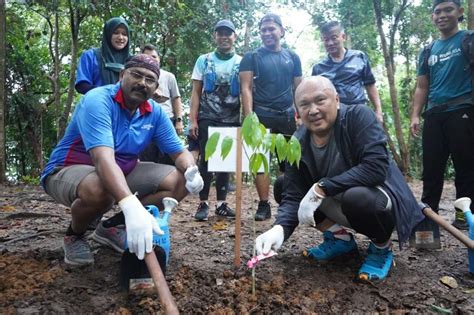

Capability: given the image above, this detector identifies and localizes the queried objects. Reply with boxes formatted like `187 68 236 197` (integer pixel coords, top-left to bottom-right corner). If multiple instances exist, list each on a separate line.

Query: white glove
184 165 204 194
255 225 284 256
119 195 164 260
298 183 324 226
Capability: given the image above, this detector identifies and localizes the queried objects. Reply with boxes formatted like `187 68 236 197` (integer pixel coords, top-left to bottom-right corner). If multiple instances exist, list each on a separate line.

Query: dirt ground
1 180 473 314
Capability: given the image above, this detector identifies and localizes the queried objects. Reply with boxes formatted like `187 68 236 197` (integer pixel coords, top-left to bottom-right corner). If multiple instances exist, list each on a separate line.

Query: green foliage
20 175 40 185
204 113 301 178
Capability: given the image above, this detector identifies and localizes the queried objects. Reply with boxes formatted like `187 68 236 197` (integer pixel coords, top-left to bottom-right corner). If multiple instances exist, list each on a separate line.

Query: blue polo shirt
75 49 103 88
41 83 184 186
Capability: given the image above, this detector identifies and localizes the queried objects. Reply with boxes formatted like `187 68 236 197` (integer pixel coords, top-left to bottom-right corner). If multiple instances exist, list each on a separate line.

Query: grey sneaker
215 202 235 218
92 222 126 253
63 234 94 265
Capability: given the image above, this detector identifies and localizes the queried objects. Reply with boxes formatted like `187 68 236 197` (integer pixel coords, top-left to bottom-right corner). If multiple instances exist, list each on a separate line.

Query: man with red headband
41 54 203 265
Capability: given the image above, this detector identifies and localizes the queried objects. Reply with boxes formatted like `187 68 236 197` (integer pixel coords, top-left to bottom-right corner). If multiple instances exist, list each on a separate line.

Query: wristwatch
176 116 183 122
316 180 328 195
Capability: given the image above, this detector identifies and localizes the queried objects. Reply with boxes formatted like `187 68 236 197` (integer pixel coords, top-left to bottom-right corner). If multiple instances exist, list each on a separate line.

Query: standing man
41 54 203 265
312 21 383 123
141 44 184 135
139 44 184 165
410 0 474 228
189 20 242 221
240 13 302 221
256 76 425 281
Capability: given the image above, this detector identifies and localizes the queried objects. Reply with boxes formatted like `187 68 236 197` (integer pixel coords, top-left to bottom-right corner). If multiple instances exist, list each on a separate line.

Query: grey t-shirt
310 131 347 178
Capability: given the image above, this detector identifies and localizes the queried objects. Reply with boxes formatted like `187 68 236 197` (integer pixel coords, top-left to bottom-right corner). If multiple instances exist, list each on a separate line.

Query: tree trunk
0 0 5 182
373 0 409 174
58 1 83 139
469 0 474 30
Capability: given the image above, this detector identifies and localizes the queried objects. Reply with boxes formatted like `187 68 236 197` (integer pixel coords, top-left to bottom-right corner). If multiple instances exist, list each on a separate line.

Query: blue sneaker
358 243 393 281
303 231 357 261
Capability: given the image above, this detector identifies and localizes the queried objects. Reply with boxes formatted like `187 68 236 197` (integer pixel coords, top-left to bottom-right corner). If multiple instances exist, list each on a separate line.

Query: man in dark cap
41 54 203 265
410 0 474 229
240 13 302 221
189 19 242 221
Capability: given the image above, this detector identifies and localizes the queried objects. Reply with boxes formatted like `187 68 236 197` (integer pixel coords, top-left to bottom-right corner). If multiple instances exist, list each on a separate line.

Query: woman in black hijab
75 17 130 94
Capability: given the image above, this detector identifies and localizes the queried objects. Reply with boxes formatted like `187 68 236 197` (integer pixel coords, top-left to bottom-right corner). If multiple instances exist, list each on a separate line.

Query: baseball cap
214 20 236 32
258 13 283 28
432 0 461 9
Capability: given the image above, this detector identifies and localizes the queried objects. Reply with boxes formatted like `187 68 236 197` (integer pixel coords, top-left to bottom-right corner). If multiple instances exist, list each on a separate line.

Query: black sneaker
255 201 271 221
215 202 236 218
194 202 209 221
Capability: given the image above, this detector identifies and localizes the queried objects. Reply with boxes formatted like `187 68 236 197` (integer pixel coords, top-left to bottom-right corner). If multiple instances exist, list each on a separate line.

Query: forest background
1 0 473 184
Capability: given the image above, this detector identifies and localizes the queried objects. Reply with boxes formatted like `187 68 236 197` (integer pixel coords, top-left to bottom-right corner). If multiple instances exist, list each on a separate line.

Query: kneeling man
256 76 425 280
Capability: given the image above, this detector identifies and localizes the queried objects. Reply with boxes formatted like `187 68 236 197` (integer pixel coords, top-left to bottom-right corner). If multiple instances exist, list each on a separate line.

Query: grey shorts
44 162 176 207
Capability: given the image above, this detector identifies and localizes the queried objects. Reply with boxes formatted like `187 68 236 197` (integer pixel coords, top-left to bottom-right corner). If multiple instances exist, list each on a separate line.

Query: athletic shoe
304 230 357 261
453 210 468 230
194 202 209 221
255 201 271 221
215 202 236 218
63 234 94 265
358 242 393 281
92 222 126 253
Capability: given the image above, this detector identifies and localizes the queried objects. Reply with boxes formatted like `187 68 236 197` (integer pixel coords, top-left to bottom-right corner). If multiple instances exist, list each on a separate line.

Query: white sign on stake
207 127 270 173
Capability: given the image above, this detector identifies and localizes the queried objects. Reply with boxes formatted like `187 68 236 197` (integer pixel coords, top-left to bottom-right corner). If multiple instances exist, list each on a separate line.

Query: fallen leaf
212 221 229 231
440 276 458 289
0 205 16 212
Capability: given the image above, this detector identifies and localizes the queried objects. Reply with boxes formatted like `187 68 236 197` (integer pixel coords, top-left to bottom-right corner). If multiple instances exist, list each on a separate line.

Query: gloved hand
298 183 324 226
184 165 204 194
119 194 164 260
255 225 284 255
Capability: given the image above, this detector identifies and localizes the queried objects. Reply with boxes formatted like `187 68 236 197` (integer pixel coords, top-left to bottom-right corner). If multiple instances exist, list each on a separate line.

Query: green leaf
260 153 269 174
288 136 302 167
220 136 233 160
249 153 262 177
275 134 288 162
242 113 259 146
262 133 275 153
205 132 220 161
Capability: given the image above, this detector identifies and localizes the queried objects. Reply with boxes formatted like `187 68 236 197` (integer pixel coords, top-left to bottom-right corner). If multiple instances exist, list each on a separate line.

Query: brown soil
0 181 473 314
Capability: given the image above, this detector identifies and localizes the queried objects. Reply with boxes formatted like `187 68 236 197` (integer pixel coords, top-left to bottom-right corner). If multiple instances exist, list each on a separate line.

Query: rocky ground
0 180 473 314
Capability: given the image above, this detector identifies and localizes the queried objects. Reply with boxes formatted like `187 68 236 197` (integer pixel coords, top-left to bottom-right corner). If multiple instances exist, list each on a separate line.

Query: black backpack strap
421 41 435 79
251 50 259 92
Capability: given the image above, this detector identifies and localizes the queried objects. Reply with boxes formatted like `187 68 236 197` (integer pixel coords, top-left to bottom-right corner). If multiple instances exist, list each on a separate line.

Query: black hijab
95 17 131 85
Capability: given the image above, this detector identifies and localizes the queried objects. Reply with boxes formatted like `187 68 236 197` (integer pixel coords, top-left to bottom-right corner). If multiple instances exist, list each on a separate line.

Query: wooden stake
144 251 179 315
234 127 243 266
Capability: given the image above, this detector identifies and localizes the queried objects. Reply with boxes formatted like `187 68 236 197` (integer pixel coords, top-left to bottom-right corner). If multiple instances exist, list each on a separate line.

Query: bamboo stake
234 127 243 266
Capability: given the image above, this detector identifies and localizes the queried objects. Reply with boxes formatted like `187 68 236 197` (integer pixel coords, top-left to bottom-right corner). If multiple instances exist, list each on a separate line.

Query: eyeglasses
127 70 158 86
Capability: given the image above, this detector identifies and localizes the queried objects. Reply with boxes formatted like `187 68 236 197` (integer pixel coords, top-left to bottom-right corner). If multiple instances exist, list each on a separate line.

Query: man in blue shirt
240 13 302 221
42 54 203 265
410 0 474 228
312 21 383 123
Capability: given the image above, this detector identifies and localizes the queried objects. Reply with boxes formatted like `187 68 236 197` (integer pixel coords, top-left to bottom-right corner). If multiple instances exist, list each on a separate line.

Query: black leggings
315 186 395 244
